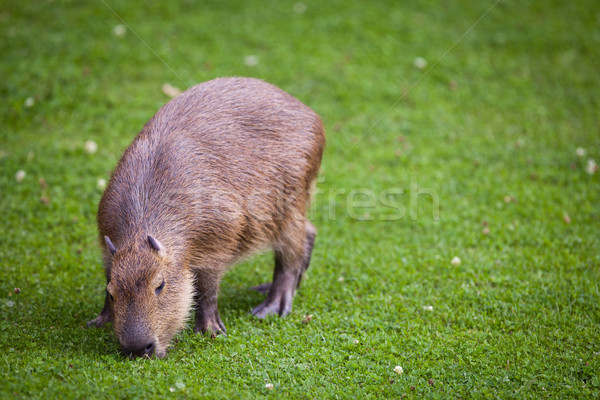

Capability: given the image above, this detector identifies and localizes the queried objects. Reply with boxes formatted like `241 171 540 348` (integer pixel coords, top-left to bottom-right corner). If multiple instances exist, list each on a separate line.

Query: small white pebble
162 83 181 98
24 97 35 108
265 383 274 390
84 140 97 154
293 2 306 14
338 276 344 282
354 339 359 344
423 305 433 311
113 24 126 36
244 55 259 67
413 57 427 69
575 147 586 157
169 388 175 393
97 178 107 190
451 256 461 266
394 366 403 374
586 159 597 175
15 170 26 182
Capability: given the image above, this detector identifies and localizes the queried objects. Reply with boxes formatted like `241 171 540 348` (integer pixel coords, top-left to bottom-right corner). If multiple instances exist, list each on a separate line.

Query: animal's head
104 235 194 358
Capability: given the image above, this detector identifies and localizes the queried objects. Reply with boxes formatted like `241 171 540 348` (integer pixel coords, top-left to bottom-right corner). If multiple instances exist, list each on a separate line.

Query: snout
122 341 156 358
120 323 158 358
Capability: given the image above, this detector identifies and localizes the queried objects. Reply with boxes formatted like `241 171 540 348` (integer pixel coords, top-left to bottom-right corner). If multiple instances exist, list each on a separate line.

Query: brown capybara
87 77 325 358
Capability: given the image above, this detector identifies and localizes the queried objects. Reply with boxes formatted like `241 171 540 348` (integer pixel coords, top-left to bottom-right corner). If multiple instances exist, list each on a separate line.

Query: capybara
87 77 325 358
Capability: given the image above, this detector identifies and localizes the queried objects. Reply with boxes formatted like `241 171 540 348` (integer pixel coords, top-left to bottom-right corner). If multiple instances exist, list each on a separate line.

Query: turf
1 0 599 398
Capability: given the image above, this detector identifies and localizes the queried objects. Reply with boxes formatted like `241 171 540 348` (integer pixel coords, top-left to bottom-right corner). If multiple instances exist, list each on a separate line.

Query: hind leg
296 221 316 288
252 221 316 318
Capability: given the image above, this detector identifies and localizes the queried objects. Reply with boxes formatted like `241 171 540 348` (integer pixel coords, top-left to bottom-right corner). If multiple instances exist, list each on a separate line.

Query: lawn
1 0 599 398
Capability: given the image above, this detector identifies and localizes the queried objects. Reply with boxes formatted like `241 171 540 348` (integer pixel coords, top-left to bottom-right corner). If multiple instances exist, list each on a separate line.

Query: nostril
144 342 155 355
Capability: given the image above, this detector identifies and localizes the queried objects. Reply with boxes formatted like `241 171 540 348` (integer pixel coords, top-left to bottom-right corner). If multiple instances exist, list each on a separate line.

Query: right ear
104 235 117 255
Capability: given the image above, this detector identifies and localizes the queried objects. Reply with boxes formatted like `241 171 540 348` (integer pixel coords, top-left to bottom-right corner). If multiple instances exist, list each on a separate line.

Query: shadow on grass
11 267 283 361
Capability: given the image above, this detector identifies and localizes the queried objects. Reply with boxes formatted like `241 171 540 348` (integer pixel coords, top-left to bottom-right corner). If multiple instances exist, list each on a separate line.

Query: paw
251 295 292 319
87 313 110 328
249 282 272 294
194 314 227 336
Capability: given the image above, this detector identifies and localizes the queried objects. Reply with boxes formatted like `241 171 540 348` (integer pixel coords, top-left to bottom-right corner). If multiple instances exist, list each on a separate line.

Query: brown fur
88 77 325 358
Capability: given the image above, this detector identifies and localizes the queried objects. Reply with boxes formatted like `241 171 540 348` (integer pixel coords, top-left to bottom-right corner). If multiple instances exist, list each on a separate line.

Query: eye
106 289 114 302
155 279 165 295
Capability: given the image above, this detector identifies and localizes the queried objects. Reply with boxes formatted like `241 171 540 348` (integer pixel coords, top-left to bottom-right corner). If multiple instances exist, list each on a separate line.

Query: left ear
147 235 165 257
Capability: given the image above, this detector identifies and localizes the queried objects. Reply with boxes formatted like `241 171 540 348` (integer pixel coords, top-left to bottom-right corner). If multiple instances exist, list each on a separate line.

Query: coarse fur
88 77 325 359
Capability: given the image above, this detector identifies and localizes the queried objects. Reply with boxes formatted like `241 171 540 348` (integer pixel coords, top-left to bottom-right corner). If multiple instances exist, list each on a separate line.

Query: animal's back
98 77 325 264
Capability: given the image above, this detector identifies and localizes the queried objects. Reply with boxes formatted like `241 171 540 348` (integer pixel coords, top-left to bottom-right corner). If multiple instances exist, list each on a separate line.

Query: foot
251 292 293 318
194 302 226 335
87 308 111 328
87 292 111 328
249 282 272 294
251 272 296 318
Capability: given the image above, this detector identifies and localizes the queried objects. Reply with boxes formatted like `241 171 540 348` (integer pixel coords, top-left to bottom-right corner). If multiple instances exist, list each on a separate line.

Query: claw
194 322 226 336
251 289 293 319
194 304 226 335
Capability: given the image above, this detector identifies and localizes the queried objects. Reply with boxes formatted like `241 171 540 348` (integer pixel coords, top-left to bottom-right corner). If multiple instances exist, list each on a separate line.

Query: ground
1 0 599 398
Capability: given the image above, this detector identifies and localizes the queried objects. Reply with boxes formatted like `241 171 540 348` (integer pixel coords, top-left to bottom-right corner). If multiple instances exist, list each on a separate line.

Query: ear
104 235 117 255
147 235 165 257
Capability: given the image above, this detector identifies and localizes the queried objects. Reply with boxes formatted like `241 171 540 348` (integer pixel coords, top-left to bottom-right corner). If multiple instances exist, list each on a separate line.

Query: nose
144 342 155 356
122 341 155 358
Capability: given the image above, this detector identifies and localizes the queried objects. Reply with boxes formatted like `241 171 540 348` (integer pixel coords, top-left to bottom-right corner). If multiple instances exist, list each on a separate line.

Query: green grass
1 0 599 398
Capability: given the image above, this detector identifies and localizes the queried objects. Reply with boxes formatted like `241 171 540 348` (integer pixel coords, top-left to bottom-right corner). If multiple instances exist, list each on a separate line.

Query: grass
1 0 599 398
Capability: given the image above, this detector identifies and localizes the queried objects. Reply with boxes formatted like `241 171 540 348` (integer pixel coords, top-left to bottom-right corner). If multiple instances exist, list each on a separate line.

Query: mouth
121 344 167 359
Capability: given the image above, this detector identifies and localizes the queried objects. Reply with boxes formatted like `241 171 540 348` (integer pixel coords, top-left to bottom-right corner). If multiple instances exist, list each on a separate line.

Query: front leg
194 271 226 335
87 291 111 328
